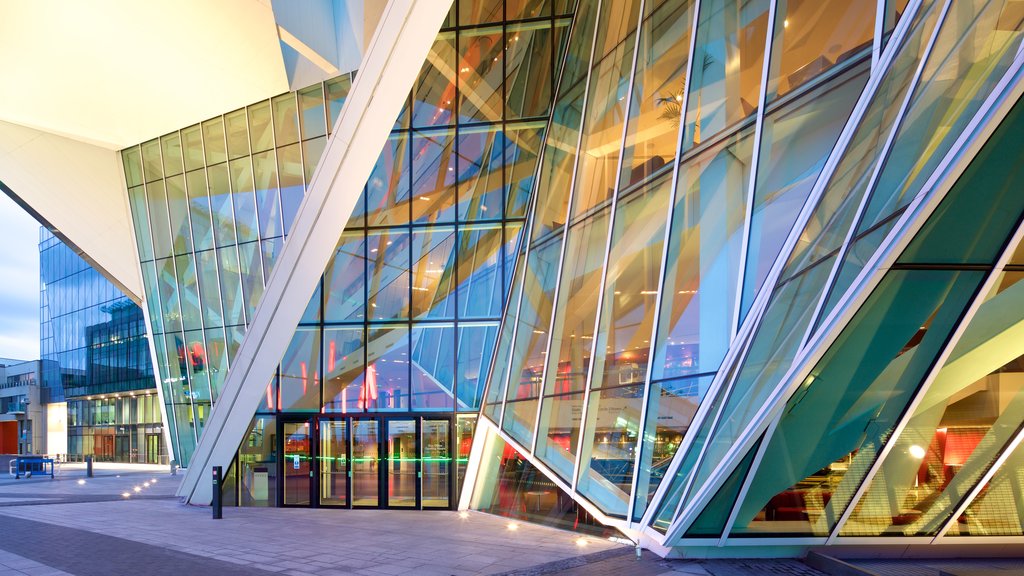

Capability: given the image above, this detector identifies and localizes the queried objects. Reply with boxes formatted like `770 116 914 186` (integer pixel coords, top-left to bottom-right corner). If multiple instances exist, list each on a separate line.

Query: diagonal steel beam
178 0 453 504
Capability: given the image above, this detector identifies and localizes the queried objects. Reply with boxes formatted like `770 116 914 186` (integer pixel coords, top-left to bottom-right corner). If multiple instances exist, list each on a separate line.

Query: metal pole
212 465 222 519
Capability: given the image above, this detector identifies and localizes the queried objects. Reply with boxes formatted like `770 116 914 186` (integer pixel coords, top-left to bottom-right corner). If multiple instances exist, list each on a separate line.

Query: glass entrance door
386 419 418 508
319 420 348 506
422 419 451 508
282 420 312 506
351 419 379 507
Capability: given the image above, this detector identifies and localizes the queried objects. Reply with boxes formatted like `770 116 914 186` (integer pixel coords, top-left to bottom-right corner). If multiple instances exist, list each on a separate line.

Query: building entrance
278 415 453 510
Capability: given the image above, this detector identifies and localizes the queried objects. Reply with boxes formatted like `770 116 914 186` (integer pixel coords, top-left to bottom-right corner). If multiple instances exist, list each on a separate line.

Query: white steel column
178 0 453 504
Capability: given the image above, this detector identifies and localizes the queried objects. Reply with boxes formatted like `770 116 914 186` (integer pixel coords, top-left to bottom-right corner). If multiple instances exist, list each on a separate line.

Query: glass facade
474 0 1024 550
111 0 1024 554
122 0 573 506
39 229 166 463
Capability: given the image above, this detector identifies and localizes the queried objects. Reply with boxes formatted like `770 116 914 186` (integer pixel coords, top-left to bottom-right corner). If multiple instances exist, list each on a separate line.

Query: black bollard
86 456 93 478
212 466 222 520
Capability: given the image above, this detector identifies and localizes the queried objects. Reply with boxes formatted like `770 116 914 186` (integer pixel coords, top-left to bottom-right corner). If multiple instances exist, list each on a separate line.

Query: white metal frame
178 0 453 504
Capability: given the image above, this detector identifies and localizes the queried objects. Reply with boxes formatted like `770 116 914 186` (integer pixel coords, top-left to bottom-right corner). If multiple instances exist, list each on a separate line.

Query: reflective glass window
367 326 410 411
765 0 874 102
682 0 770 151
323 327 365 413
279 328 321 412
411 325 456 410
411 130 457 224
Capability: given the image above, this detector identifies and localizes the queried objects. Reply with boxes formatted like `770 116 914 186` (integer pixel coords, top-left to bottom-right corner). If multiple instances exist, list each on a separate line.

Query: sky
0 192 40 361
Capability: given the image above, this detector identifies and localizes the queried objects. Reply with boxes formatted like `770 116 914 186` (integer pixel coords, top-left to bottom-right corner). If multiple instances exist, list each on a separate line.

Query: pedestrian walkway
0 465 1010 576
0 513 279 576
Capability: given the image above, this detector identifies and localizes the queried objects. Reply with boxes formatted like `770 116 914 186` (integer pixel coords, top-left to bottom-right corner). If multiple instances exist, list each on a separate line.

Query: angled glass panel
505 122 546 219
529 1 598 238
684 434 762 538
279 328 321 411
634 374 714 521
457 323 498 411
207 163 237 248
863 0 1024 234
685 254 837 508
161 133 184 177
206 327 229 398
411 130 457 224
681 0 770 151
323 327 365 413
217 247 245 329
618 0 695 193
458 125 503 221
366 133 410 227
536 392 584 481
413 32 456 128
460 0 501 25
367 326 410 411
248 100 274 153
324 231 366 323
229 156 259 244
166 175 192 256
122 146 144 188
174 254 202 332
883 0 913 49
182 125 204 172
740 65 868 321
186 169 215 252
456 223 504 319
196 250 223 328
411 226 457 319
765 0 874 102
202 117 228 165
944 434 1024 536
237 241 265 324
470 425 617 536
820 1 1024 320
825 89 1024 322
577 384 644 516
843 272 1024 536
782 0 941 277
502 398 539 447
225 109 250 160
298 84 326 141
569 2 640 220
146 180 173 260
411 325 456 411
326 74 353 132
277 142 305 236
482 248 526 423
366 229 410 321
681 2 942 507
506 20 556 120
127 185 154 262
653 126 754 381
272 92 300 147
253 150 282 239
543 208 610 396
141 138 163 182
732 270 983 536
460 25 503 123
505 234 563 401
155 257 182 333
591 173 671 392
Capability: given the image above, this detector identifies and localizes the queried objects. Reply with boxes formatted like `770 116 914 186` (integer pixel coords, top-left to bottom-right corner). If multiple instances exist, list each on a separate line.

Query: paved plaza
0 464 1013 575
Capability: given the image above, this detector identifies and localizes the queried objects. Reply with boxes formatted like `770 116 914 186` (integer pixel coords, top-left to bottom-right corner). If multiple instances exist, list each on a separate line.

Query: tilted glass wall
122 0 574 467
39 228 164 463
478 0 877 522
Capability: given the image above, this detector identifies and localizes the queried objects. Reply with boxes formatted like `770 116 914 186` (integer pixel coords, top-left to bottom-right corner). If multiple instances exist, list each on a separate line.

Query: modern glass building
40 229 166 463
5 0 1024 558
